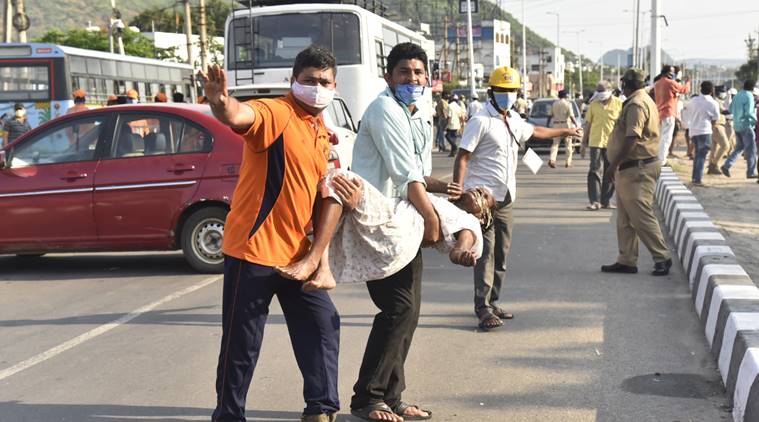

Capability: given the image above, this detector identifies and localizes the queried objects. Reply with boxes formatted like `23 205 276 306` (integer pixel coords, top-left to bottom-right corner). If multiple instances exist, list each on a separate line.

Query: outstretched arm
533 125 582 139
198 64 256 131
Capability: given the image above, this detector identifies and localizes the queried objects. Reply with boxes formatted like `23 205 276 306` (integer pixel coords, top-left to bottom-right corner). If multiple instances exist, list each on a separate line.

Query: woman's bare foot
449 248 476 266
275 254 319 281
302 264 337 291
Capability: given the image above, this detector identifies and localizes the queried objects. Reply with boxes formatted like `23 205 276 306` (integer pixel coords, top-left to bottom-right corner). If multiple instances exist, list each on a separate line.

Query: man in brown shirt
602 68 672 276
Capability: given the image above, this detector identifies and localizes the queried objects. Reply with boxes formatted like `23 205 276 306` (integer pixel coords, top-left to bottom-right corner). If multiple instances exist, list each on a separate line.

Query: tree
735 59 758 84
35 28 173 59
129 0 234 37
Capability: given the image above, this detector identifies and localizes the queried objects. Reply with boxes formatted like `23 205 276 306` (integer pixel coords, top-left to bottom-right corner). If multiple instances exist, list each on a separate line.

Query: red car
0 103 344 273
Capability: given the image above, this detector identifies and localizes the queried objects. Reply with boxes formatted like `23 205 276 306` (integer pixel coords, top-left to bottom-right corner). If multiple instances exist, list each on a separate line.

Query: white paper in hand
522 148 543 174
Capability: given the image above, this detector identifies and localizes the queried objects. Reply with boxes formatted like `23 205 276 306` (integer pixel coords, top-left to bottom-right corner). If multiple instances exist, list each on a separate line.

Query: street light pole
465 0 476 98
547 12 559 50
521 0 527 96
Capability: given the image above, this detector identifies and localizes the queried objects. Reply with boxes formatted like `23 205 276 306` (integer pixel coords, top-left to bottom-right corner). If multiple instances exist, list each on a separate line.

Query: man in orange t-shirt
654 65 690 163
201 46 357 422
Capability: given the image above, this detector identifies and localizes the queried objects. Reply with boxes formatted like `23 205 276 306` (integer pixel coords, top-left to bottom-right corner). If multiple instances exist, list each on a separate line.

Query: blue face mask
492 92 517 111
395 84 425 105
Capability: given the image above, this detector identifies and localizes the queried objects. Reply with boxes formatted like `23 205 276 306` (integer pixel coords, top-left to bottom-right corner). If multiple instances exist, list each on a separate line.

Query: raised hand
197 64 228 107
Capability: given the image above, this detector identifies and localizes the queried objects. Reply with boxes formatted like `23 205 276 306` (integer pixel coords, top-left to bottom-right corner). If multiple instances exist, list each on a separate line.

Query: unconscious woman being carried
276 169 496 288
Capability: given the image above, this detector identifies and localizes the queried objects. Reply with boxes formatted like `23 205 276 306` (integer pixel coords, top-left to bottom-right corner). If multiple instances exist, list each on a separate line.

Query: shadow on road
0 252 203 281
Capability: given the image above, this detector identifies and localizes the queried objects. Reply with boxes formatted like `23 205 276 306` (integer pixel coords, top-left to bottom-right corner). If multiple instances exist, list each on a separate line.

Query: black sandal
351 402 397 421
477 312 504 331
393 402 432 420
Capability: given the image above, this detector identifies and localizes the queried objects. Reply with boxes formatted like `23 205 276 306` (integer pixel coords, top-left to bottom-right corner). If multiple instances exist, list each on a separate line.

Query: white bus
224 2 434 123
0 43 195 133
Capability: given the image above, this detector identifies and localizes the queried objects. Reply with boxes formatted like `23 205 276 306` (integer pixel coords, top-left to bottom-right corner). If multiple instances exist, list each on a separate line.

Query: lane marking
0 275 221 381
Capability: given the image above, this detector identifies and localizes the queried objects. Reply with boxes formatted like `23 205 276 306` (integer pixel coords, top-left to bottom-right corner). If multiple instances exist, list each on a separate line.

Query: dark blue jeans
691 134 711 183
212 256 340 421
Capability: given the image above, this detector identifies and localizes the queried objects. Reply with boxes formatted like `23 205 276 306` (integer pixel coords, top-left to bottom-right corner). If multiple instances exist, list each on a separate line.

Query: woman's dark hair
386 42 428 75
700 81 714 96
744 80 756 91
292 45 337 79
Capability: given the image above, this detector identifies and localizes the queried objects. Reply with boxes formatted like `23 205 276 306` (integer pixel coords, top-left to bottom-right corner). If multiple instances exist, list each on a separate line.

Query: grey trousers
587 147 615 206
473 193 513 315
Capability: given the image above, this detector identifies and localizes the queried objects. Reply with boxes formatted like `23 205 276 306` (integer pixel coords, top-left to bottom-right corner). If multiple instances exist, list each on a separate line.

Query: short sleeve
235 99 291 153
459 116 486 152
624 104 647 139
512 116 534 143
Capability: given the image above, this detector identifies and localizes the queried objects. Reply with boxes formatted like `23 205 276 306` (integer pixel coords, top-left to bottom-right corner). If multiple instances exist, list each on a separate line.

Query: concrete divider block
706 285 759 345
679 228 723 261
694 265 751 315
715 307 759 369
683 232 726 270
689 246 735 286
656 180 687 200
671 211 711 237
664 195 699 221
677 221 717 249
728 334 759 421
666 202 704 229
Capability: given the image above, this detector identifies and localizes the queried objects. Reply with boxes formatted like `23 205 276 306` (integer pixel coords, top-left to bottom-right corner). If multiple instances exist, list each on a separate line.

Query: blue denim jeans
723 128 757 177
691 134 711 183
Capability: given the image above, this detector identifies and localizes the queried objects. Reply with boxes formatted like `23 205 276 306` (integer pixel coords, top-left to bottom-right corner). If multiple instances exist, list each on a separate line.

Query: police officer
602 68 672 276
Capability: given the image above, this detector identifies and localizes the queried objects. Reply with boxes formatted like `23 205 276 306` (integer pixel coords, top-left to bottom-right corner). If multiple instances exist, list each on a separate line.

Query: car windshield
530 101 554 118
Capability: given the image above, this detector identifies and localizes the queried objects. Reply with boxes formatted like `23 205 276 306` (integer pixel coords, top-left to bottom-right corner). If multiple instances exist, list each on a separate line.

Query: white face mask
595 91 612 102
14 109 25 118
291 80 335 109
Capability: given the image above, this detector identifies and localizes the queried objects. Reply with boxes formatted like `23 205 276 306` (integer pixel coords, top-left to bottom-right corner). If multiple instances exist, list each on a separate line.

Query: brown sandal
478 312 503 331
493 307 514 320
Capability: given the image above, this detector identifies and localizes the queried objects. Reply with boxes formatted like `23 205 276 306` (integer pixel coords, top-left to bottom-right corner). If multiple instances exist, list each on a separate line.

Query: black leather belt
619 157 658 171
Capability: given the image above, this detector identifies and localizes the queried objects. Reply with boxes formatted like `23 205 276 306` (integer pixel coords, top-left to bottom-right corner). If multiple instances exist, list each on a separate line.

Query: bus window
137 82 147 101
86 58 101 75
101 60 117 77
145 65 158 80
228 12 361 69
150 83 160 97
158 67 170 82
375 40 385 76
0 65 50 101
70 56 87 74
131 63 146 80
118 61 132 78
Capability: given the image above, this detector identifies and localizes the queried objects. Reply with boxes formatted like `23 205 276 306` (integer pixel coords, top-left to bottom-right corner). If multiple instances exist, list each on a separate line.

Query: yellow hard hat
490 66 521 89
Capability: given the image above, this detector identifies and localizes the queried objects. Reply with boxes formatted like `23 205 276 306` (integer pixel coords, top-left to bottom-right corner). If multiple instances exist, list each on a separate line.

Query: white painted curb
656 166 759 422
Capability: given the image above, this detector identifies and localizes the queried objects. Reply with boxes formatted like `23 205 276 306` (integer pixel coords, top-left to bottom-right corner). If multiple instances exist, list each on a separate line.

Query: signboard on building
459 0 478 14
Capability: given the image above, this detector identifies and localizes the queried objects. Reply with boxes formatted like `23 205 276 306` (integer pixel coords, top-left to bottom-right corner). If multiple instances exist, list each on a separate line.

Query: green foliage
735 59 758 84
129 0 233 37
34 28 172 59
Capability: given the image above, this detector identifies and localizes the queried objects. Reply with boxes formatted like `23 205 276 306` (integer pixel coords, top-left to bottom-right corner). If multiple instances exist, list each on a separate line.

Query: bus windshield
0 64 50 101
228 12 361 69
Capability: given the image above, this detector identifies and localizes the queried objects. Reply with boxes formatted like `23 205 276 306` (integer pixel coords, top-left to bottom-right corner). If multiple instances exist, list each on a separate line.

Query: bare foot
275 255 319 281
399 405 429 419
367 410 403 421
302 264 337 291
449 248 476 266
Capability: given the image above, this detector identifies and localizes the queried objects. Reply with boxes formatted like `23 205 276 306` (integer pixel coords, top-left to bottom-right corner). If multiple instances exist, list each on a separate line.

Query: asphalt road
0 152 732 422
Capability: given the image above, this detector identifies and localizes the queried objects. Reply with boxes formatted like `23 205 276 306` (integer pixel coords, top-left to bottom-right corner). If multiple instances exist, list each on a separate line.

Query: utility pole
547 12 559 50
13 0 26 42
633 0 640 67
3 0 12 42
442 16 448 77
616 54 621 88
198 0 209 70
650 0 662 82
454 22 460 80
521 0 527 96
538 49 545 98
183 0 195 67
465 0 476 98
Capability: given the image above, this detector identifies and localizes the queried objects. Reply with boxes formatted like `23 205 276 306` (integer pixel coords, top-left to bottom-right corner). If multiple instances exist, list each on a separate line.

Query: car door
0 114 108 251
92 111 211 244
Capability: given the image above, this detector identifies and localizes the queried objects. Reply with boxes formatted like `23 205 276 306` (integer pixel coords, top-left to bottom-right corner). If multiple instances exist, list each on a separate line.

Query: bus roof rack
235 0 388 17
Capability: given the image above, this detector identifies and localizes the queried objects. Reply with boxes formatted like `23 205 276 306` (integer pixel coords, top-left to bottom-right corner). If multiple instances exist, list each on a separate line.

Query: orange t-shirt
654 78 690 119
222 94 331 266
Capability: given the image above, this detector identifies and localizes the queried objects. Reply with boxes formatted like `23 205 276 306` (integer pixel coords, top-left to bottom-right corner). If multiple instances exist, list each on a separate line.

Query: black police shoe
601 262 638 274
652 259 672 276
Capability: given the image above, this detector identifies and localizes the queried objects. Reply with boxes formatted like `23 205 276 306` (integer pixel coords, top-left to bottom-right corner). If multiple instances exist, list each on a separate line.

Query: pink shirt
654 78 690 119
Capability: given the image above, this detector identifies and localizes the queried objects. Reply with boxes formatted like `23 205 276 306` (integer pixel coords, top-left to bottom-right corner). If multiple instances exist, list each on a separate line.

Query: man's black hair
172 92 185 103
700 81 714 96
292 45 337 79
744 80 756 91
386 42 428 75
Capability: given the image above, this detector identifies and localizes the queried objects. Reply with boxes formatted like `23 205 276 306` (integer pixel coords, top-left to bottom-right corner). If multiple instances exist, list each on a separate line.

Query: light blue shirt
729 89 757 132
351 87 432 199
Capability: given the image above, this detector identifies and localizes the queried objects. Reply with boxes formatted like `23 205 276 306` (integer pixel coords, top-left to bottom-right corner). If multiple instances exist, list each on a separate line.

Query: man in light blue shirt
721 80 757 178
348 42 457 422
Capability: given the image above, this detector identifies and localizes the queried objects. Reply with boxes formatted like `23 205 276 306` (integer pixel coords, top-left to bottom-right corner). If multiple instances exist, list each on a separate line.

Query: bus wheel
181 207 227 273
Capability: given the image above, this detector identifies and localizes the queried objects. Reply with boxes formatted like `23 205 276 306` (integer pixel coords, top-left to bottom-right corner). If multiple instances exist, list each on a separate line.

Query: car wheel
181 207 227 273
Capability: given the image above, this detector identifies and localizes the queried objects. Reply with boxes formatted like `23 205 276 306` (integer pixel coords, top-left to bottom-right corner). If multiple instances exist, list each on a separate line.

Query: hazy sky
501 0 759 62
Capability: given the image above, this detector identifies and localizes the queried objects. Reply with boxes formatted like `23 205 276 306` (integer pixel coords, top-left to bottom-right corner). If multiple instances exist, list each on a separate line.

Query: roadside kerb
656 166 759 422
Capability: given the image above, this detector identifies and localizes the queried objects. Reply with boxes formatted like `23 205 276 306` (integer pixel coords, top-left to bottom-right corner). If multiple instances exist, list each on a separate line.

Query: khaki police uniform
549 98 576 166
709 98 730 168
607 87 671 266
